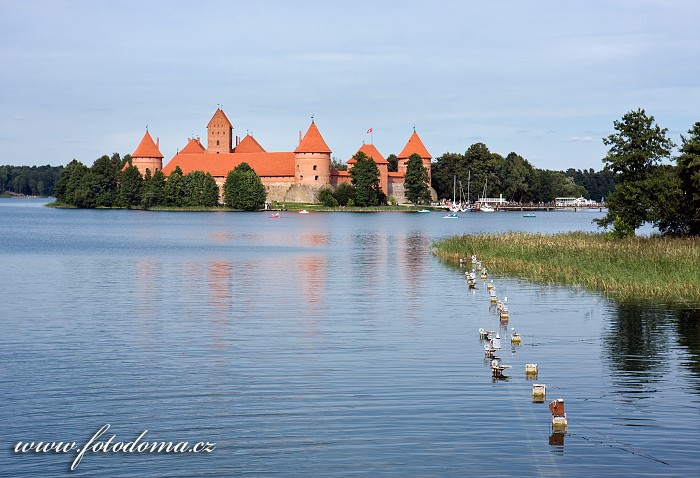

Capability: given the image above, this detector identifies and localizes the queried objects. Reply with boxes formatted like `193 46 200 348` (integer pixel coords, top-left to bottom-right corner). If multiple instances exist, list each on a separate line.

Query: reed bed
433 232 700 303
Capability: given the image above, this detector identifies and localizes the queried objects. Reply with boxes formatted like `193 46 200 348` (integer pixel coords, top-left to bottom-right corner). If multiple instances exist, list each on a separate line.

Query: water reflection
675 307 700 387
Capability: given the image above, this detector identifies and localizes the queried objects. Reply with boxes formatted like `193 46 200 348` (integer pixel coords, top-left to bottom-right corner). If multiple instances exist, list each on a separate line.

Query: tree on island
141 169 166 209
163 166 186 207
349 151 385 206
55 159 89 206
116 164 143 208
595 108 675 237
183 170 219 207
223 162 266 210
404 153 431 205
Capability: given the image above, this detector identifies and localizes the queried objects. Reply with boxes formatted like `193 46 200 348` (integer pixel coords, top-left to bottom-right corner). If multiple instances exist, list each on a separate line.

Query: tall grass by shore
433 232 700 303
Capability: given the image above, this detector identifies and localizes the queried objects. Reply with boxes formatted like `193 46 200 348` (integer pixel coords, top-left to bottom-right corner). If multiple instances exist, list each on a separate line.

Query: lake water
1 198 699 477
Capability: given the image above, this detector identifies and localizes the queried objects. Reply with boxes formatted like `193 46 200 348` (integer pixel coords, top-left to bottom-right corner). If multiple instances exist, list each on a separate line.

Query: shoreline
432 232 700 304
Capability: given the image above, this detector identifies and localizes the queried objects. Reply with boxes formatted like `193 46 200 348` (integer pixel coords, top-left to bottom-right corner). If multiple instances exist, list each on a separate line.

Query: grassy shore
433 232 700 303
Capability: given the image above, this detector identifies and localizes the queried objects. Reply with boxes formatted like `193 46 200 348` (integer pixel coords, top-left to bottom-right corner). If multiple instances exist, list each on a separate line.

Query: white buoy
511 328 521 344
532 383 546 402
492 333 501 350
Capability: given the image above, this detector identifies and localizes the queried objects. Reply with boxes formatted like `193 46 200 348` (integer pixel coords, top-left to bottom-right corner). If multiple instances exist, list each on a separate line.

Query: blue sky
2 0 699 171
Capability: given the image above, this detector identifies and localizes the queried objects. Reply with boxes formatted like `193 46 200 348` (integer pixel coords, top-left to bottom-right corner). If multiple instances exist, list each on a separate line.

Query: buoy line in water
467 254 673 467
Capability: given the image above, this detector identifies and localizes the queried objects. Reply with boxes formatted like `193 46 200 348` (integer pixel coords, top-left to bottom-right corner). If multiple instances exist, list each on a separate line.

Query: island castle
130 108 433 203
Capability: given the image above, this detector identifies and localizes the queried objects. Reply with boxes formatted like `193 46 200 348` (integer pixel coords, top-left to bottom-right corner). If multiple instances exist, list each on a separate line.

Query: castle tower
397 130 432 182
294 120 331 186
348 143 389 195
131 130 163 175
207 108 233 154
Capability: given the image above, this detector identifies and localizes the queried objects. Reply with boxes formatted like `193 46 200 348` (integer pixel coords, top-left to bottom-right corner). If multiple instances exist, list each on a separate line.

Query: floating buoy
499 306 509 320
525 363 538 378
549 399 568 431
511 328 521 344
487 281 495 291
491 333 501 350
484 342 497 358
532 383 546 402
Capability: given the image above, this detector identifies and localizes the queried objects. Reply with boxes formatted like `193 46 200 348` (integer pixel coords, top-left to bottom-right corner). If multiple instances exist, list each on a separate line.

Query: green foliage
404 153 431 204
565 168 617 202
184 170 219 207
386 153 398 173
674 122 700 235
349 151 385 206
223 164 266 210
330 157 347 171
55 160 89 205
333 183 355 206
0 164 63 196
347 198 355 207
89 154 122 207
141 169 166 209
116 165 143 208
602 108 675 183
500 152 533 202
163 166 186 206
317 188 338 207
596 109 676 236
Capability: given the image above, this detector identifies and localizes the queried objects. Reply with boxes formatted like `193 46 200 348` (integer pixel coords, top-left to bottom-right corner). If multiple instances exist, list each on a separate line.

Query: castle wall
294 152 331 186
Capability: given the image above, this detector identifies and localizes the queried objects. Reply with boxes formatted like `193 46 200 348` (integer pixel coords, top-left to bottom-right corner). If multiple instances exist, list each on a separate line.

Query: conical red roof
397 130 431 159
234 134 266 153
294 121 331 153
207 108 233 128
132 131 163 158
348 143 388 164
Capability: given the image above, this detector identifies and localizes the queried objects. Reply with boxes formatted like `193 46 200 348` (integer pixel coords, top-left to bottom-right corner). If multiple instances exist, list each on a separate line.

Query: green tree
141 169 166 209
184 170 219 207
386 153 399 173
116 165 143 208
404 153 431 204
55 160 89 205
330 157 347 171
333 183 356 206
317 187 339 207
90 153 122 207
666 122 700 235
596 109 675 236
163 166 186 206
223 163 266 210
499 152 533 202
349 151 384 206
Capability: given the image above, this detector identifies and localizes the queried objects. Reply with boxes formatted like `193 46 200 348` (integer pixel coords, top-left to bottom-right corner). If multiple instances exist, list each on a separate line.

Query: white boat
481 204 494 212
442 213 459 219
298 209 309 214
417 209 430 213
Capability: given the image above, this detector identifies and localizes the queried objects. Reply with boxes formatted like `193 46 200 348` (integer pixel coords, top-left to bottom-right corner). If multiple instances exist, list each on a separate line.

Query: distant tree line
0 165 64 196
54 154 266 211
429 144 615 204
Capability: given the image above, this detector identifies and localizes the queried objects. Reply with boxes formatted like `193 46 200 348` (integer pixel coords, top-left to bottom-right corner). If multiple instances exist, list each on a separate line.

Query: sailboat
480 177 494 212
460 171 472 212
450 175 460 212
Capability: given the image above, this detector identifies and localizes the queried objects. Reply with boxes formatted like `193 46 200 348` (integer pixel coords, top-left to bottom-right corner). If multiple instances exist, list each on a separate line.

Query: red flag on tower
367 128 373 133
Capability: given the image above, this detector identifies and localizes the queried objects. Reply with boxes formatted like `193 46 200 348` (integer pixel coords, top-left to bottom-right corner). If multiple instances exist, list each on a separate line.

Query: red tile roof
348 143 388 164
294 121 331 153
132 131 163 158
179 137 206 154
162 151 295 178
234 134 266 153
207 108 233 128
397 130 431 159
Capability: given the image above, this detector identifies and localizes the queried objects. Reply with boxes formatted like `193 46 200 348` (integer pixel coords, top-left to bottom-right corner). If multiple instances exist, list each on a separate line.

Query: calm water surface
1 198 699 477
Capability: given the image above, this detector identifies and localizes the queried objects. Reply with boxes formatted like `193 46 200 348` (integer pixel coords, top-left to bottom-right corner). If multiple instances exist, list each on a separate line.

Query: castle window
314 175 318 181
217 140 220 145
313 165 317 170
300 175 303 180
